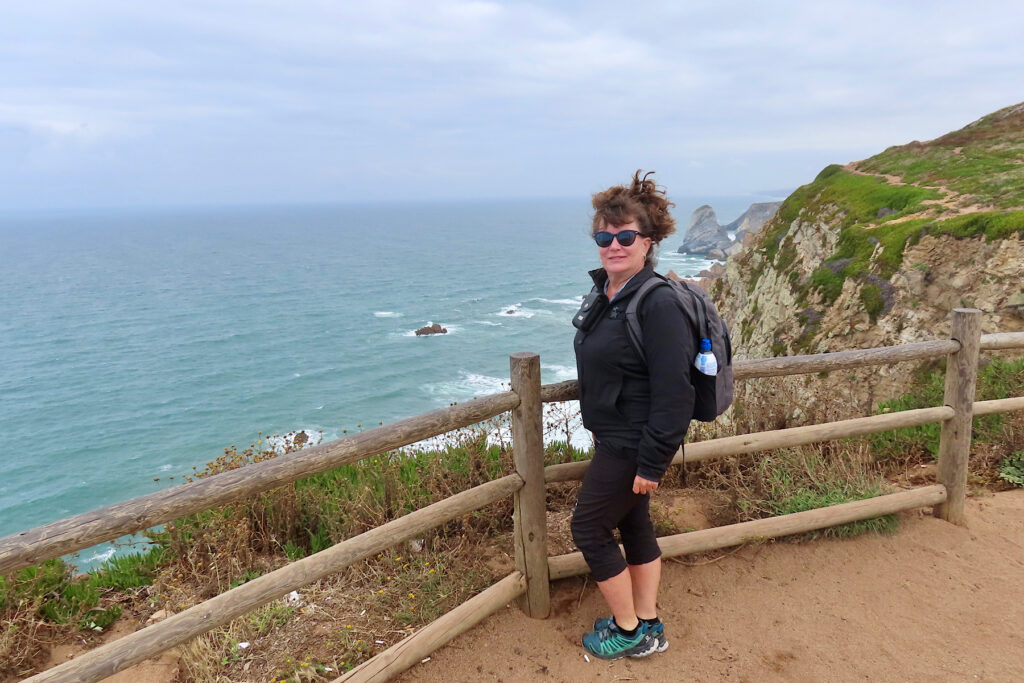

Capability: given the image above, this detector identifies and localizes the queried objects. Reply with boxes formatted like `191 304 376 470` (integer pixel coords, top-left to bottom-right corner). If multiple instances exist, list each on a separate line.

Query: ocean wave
542 363 577 382
374 311 402 318
401 400 591 453
85 546 117 565
423 371 509 403
266 429 323 453
496 302 552 318
474 320 503 326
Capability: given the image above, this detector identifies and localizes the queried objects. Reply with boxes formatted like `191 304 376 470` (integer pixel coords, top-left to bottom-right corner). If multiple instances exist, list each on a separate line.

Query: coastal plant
0 539 169 676
999 451 1024 487
693 442 897 538
870 357 1024 462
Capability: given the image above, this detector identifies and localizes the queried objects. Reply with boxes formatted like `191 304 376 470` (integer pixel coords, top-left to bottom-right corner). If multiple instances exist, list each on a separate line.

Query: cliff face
678 205 732 254
725 201 782 241
711 102 1024 412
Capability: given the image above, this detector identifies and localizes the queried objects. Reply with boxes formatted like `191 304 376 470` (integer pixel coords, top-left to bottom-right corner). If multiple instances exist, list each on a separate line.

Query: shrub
871 357 1024 461
1000 451 1024 487
860 283 885 322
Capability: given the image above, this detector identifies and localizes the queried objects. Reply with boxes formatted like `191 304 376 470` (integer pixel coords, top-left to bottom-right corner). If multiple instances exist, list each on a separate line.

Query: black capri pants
570 440 662 582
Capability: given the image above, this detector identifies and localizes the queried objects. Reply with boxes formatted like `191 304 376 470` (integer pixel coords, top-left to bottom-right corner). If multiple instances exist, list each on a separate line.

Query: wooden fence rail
26 475 524 683
0 391 519 575
12 310 1024 683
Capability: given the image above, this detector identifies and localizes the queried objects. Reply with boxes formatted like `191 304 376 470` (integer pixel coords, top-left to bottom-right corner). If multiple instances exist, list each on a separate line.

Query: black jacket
574 264 695 482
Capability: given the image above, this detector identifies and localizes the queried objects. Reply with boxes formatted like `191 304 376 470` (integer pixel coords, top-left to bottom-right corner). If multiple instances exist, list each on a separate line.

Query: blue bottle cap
700 338 712 352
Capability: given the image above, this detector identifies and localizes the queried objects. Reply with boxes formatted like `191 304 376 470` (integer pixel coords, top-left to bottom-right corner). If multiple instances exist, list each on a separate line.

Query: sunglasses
593 230 645 248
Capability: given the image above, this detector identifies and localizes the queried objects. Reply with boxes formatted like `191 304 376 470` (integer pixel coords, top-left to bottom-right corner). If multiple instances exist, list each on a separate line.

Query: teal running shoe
581 620 658 660
593 616 669 653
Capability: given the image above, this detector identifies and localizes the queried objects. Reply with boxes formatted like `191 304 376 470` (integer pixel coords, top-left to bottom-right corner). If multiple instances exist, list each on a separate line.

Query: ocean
0 196 759 568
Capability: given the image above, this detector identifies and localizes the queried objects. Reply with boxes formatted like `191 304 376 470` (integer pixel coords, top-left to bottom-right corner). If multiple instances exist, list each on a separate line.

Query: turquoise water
0 197 753 567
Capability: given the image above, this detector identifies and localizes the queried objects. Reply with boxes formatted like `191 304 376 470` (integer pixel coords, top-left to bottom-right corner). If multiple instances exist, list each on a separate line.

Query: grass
7 355 1022 679
694 443 898 539
1 546 164 678
747 107 1024 317
870 357 1024 461
858 103 1024 208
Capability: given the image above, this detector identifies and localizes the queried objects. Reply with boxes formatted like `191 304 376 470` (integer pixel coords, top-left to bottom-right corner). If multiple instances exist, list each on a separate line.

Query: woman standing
571 171 695 660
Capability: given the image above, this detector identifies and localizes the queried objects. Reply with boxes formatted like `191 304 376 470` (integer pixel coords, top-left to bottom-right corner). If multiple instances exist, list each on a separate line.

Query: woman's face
596 219 651 280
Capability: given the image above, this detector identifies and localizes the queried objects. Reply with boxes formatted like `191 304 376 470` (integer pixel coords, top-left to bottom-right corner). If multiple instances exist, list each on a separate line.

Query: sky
1 1 1021 210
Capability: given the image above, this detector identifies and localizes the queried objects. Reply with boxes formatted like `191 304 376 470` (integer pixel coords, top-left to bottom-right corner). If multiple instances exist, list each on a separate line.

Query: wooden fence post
934 308 982 523
510 352 550 618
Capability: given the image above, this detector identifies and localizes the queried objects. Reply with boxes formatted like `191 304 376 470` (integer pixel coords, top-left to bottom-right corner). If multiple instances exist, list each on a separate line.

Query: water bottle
694 338 718 376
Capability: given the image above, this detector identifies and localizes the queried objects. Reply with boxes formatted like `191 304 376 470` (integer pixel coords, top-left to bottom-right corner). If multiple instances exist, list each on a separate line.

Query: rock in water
678 205 732 255
415 322 448 336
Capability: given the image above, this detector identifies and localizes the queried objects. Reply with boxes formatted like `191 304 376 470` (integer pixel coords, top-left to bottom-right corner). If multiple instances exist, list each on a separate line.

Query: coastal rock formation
709 101 1024 416
415 322 448 336
677 205 732 255
726 202 782 241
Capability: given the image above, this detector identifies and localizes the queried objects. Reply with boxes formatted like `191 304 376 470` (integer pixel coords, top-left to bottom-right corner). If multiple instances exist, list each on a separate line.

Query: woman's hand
632 475 659 495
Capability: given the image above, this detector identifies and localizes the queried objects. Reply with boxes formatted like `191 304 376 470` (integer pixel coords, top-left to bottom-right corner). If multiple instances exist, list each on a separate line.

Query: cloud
0 1 1021 207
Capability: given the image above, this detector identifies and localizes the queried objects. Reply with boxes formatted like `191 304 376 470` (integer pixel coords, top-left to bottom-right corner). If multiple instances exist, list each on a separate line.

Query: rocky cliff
678 205 732 256
709 102 1024 414
726 202 782 241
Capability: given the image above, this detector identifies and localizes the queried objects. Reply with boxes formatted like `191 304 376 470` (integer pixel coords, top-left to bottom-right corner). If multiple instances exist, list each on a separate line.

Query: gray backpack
624 275 734 422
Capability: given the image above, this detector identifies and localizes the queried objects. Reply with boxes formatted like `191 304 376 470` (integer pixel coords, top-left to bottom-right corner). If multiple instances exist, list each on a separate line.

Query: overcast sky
1 1 1021 210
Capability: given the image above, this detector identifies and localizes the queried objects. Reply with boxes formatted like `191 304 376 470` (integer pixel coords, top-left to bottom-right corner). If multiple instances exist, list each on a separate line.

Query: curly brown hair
591 170 676 266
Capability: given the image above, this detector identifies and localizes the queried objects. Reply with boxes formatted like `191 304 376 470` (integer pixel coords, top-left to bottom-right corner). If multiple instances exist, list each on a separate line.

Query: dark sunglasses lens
616 231 638 246
594 231 641 247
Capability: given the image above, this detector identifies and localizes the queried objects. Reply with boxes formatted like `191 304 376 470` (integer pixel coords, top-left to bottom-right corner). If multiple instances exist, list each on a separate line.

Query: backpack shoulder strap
678 280 711 341
624 275 672 365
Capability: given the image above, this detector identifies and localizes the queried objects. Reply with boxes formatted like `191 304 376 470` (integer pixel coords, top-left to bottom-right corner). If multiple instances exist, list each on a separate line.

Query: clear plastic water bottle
694 338 718 376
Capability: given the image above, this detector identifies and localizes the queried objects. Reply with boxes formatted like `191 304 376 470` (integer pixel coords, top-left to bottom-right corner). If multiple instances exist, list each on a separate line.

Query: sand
401 490 1024 682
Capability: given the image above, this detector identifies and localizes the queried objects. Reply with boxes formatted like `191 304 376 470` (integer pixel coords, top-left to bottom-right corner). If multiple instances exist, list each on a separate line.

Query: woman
571 170 695 660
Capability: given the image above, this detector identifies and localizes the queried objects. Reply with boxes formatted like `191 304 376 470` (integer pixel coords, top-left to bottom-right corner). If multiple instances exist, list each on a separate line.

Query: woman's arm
635 288 696 482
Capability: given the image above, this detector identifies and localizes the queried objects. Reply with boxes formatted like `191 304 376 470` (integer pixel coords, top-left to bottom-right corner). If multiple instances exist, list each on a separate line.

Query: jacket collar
588 263 658 301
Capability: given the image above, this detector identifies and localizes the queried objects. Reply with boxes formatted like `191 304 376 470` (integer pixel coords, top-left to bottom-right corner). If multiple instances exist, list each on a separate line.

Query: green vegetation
858 104 1024 208
1000 451 1024 487
697 444 898 539
1 546 165 677
860 283 885 322
870 357 1024 460
749 450 898 538
750 105 1024 320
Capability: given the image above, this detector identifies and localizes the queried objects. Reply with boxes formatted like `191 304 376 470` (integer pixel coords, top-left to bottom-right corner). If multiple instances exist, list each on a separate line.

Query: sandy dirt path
401 490 1024 682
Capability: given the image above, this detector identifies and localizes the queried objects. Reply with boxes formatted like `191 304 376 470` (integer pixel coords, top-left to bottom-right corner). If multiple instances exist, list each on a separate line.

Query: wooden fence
4 308 1023 682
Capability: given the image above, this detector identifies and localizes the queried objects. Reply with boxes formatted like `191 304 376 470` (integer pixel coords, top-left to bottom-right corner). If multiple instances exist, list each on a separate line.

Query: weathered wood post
934 308 982 523
509 352 550 618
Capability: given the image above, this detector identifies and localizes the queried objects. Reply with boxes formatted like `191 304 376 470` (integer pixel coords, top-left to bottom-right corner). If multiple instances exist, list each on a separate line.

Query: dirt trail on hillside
401 490 1024 683
842 162 994 223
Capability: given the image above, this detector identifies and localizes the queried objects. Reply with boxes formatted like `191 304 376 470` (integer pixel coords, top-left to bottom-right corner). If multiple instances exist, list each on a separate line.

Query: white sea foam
85 546 117 565
532 297 584 307
266 429 323 453
497 302 552 318
542 363 577 382
423 371 508 404
159 463 174 472
401 400 590 452
497 303 532 318
474 320 503 326
374 311 402 318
